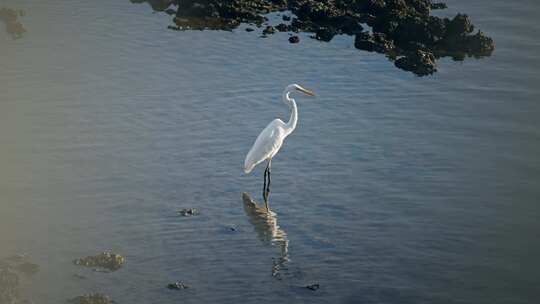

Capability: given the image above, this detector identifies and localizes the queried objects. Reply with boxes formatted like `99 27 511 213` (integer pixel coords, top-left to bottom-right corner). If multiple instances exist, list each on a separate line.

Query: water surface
1 1 539 303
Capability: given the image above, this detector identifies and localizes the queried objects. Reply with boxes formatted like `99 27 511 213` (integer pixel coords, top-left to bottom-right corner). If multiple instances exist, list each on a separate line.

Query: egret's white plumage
244 84 315 174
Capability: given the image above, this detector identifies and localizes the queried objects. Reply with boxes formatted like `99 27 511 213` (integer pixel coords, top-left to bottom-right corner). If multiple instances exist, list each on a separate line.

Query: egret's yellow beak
296 86 316 97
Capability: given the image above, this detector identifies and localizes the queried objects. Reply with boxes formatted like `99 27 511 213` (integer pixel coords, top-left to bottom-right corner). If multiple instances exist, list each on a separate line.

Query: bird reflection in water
242 192 289 278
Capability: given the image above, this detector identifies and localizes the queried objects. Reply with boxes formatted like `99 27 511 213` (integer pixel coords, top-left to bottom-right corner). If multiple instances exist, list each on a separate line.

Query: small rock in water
282 15 291 21
288 36 300 43
245 27 254 32
167 282 190 290
262 25 275 35
68 293 113 304
178 208 198 216
275 23 289 32
73 252 125 271
306 283 320 291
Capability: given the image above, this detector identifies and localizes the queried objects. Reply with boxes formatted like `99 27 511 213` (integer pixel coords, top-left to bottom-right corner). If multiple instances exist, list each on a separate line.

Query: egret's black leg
262 164 268 203
265 160 272 211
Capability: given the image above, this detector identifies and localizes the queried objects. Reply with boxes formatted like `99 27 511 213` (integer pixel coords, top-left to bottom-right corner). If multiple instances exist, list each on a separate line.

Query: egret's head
286 84 316 97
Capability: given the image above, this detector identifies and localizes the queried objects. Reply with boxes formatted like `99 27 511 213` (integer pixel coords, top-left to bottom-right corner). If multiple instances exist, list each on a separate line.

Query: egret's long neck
283 91 298 135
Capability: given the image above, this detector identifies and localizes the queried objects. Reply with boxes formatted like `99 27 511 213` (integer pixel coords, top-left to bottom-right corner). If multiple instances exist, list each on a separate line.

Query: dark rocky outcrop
395 49 437 76
131 0 494 76
73 252 125 272
354 32 395 53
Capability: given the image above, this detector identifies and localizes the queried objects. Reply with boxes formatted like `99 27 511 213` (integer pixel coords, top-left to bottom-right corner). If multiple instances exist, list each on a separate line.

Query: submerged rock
288 35 300 43
68 293 113 304
73 252 125 272
262 25 276 35
167 282 190 290
305 283 320 291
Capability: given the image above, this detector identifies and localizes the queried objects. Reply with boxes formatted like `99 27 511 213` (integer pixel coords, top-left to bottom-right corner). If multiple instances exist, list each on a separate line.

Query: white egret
243 84 316 211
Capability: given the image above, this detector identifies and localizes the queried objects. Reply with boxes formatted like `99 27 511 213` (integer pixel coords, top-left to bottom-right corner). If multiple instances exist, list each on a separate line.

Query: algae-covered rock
0 266 20 304
68 293 113 304
73 252 125 272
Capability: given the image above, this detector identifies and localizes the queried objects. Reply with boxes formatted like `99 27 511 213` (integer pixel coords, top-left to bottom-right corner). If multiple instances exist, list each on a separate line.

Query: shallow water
1 1 539 303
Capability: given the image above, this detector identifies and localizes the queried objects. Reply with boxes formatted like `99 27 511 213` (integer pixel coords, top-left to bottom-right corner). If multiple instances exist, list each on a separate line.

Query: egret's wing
244 119 285 173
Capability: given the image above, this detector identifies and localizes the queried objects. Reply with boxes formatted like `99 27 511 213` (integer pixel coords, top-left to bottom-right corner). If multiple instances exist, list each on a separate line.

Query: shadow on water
0 7 26 39
241 192 289 279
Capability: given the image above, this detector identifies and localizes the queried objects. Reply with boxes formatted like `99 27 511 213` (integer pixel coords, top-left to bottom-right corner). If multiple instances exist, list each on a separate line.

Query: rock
129 0 493 75
0 266 20 304
314 27 336 42
431 2 448 10
167 282 190 290
164 8 176 15
68 293 113 304
0 7 27 39
262 25 276 35
395 50 437 76
245 27 254 32
178 208 198 216
288 35 300 43
275 23 289 32
446 13 474 37
333 15 363 35
73 252 125 271
354 32 395 53
465 30 495 56
306 283 320 291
